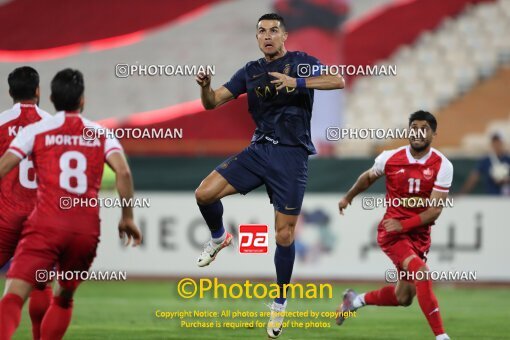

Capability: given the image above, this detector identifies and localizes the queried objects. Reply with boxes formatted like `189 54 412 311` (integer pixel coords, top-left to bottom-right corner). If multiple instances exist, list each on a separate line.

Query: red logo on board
239 224 268 254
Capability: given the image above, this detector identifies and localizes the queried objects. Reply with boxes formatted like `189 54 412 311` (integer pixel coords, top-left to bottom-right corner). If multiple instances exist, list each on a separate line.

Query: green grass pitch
2 279 509 339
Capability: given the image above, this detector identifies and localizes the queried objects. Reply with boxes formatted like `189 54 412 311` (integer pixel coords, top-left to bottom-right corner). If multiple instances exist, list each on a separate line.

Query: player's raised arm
269 71 344 91
106 151 142 247
338 168 381 215
196 71 235 110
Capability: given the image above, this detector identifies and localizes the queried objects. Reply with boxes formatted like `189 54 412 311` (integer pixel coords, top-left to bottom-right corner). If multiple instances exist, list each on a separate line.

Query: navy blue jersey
223 51 321 154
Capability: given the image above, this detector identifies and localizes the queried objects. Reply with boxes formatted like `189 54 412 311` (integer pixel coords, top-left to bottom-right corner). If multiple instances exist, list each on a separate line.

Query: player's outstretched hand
338 197 351 215
195 71 211 88
269 72 296 90
118 218 143 247
382 219 403 233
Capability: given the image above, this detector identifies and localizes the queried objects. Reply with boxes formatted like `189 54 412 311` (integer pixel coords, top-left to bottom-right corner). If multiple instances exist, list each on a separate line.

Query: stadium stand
1 0 506 157
342 0 510 157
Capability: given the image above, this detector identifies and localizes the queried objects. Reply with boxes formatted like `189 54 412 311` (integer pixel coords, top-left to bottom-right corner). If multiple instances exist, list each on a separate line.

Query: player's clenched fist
196 71 212 88
382 219 403 233
118 218 143 247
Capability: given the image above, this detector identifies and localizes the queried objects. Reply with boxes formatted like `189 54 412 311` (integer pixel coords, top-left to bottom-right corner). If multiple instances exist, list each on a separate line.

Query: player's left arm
0 152 22 178
0 123 35 178
269 72 344 90
383 158 454 233
104 135 142 247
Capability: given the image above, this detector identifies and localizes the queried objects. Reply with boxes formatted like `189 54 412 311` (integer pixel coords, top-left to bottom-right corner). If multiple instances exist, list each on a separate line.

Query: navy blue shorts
215 143 308 215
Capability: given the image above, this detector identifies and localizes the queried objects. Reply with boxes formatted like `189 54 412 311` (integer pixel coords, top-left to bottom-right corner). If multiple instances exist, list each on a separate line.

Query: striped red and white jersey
0 103 50 217
8 111 122 235
371 145 454 222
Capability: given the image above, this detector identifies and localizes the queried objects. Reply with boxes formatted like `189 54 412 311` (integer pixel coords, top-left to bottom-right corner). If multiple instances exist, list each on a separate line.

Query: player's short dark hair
8 66 39 101
491 132 502 142
257 13 286 30
51 68 84 111
408 110 437 132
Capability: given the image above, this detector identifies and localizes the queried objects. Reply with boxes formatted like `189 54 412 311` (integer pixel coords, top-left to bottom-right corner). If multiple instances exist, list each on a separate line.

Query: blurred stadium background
1 0 509 339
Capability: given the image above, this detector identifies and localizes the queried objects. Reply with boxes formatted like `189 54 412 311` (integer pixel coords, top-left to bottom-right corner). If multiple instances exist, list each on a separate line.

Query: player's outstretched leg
195 171 237 267
0 279 33 339
29 284 53 340
405 256 450 340
267 212 297 338
337 281 415 325
335 289 364 325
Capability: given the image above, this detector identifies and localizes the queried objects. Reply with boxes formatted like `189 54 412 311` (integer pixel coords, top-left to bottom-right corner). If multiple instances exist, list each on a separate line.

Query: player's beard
410 139 431 152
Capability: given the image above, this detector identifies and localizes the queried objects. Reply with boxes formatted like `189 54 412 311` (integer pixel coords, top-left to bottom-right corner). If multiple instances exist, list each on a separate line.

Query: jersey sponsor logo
423 168 434 180
239 224 268 254
254 84 296 98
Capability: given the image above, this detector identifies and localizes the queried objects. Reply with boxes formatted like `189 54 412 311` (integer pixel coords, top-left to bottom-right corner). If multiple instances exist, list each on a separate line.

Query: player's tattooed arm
0 151 22 178
269 72 344 90
338 169 381 215
106 152 142 247
383 190 449 233
196 71 235 109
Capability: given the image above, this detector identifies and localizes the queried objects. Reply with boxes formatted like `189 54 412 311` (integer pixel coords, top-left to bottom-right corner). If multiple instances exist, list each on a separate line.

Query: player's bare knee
195 185 216 205
4 279 32 301
397 294 414 307
275 225 294 246
401 255 417 271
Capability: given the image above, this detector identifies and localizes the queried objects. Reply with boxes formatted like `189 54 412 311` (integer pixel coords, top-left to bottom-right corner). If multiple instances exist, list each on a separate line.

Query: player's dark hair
491 132 502 142
408 110 437 132
257 13 286 30
8 66 39 101
51 68 84 111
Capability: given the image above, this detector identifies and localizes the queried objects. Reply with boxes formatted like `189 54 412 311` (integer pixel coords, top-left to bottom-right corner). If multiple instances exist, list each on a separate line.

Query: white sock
352 293 366 309
436 334 449 340
212 231 226 244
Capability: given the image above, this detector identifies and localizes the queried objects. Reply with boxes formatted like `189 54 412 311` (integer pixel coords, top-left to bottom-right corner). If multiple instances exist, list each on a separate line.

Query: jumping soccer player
194 13 344 338
0 69 142 340
0 66 52 340
335 111 452 340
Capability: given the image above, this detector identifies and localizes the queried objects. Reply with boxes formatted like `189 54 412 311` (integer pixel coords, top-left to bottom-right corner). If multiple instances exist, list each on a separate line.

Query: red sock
408 257 445 336
40 297 73 340
29 286 52 340
0 293 24 340
364 285 399 306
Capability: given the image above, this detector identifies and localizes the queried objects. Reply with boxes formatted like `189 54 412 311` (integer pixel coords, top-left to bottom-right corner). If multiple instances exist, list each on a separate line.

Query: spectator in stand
459 133 510 195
